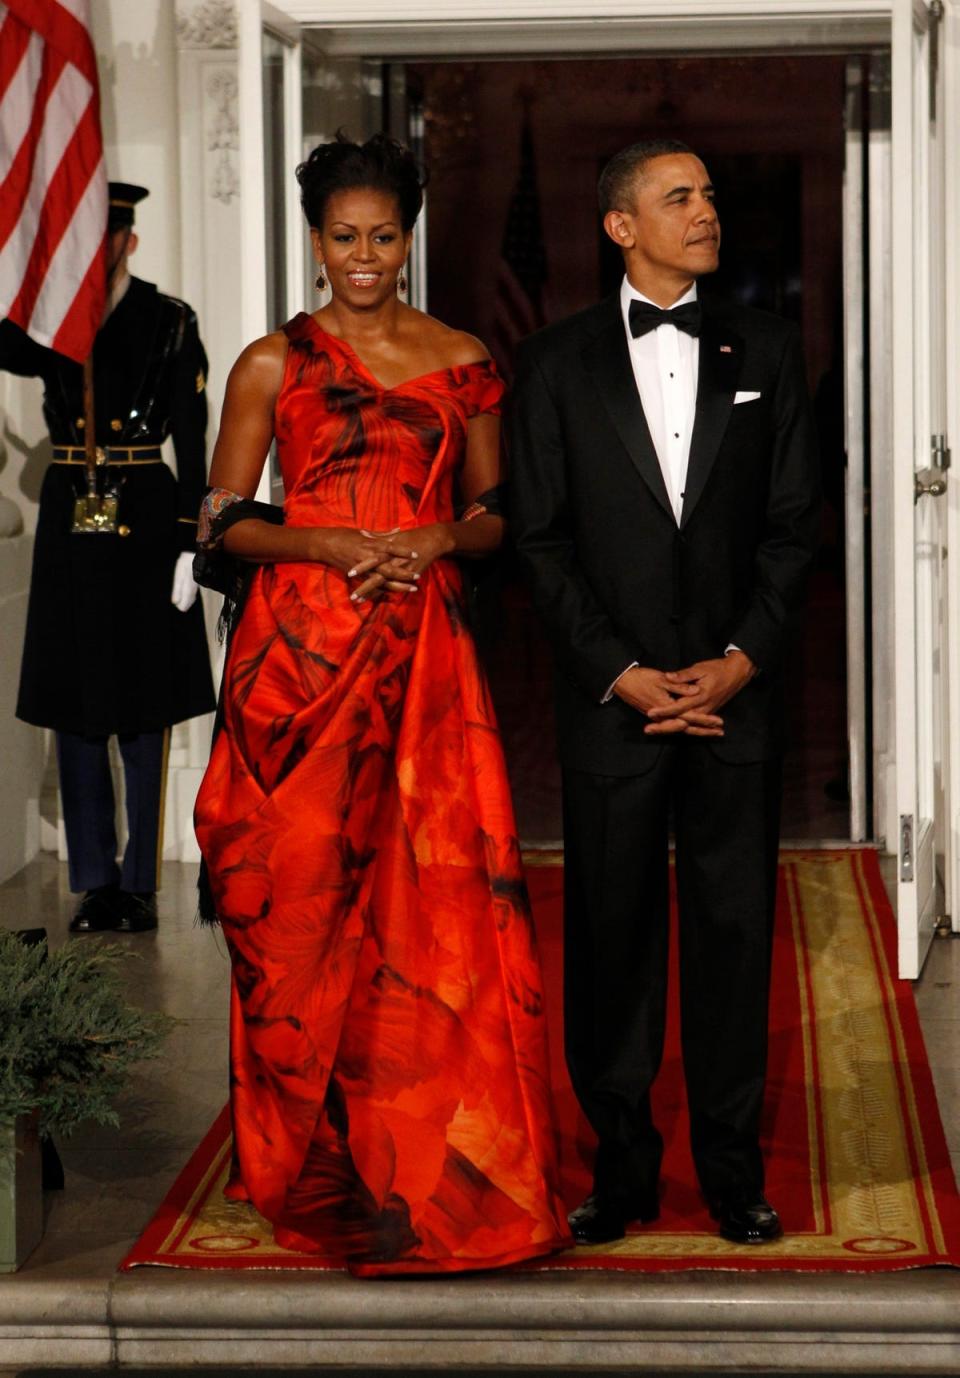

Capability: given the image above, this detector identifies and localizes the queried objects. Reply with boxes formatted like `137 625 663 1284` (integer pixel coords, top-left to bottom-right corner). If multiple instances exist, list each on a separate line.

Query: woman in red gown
193 134 570 1274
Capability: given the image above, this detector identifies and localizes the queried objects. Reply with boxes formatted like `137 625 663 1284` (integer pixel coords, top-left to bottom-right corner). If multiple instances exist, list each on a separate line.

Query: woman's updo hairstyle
296 131 426 234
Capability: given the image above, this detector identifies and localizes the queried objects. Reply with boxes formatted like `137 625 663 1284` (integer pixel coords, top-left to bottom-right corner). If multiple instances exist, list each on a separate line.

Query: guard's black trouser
56 728 169 894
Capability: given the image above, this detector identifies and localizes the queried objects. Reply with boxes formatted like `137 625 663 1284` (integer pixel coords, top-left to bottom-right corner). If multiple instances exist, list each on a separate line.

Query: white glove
171 550 199 613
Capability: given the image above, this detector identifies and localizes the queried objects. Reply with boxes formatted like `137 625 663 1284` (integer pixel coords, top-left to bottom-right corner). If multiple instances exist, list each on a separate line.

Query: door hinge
915 471 947 502
900 814 914 882
932 433 951 469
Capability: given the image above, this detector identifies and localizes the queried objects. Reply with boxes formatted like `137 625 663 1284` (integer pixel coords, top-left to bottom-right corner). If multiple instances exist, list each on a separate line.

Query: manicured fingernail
413 572 421 580
410 551 418 559
347 567 357 578
350 592 359 602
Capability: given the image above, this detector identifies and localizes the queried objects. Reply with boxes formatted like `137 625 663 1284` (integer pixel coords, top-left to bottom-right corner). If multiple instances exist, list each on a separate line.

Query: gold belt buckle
71 490 120 535
71 451 120 534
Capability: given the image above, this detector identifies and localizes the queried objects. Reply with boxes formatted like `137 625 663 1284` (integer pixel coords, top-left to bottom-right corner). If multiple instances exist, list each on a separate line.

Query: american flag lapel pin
720 345 732 353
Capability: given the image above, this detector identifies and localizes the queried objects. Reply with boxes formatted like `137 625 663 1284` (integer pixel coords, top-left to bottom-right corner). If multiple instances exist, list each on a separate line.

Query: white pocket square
733 390 761 404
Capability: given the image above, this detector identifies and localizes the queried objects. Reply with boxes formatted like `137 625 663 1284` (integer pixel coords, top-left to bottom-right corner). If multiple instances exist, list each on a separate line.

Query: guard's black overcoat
1 277 216 736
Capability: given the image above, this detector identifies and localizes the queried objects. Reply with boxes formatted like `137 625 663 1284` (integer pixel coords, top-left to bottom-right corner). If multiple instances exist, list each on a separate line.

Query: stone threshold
2 1263 959 1371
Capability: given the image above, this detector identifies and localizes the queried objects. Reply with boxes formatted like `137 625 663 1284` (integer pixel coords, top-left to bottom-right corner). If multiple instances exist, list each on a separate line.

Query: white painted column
172 0 247 862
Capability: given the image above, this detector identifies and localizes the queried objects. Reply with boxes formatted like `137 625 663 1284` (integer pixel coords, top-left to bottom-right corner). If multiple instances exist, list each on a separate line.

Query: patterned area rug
123 849 960 1272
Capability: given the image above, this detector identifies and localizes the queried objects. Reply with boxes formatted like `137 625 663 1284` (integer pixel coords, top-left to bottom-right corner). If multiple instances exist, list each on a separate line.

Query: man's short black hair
598 139 695 216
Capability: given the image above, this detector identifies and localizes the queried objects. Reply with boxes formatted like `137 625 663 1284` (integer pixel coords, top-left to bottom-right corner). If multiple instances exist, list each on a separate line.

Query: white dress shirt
603 279 743 702
601 278 699 702
619 275 699 525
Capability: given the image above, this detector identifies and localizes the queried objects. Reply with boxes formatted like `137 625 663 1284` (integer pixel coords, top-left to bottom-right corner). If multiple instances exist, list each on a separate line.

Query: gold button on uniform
110 418 122 432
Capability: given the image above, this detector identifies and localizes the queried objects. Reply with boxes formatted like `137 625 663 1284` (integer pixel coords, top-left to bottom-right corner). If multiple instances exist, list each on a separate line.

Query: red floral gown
194 314 570 1274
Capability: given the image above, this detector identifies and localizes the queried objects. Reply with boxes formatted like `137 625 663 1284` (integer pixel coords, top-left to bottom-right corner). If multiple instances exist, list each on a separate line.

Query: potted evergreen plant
0 929 171 1271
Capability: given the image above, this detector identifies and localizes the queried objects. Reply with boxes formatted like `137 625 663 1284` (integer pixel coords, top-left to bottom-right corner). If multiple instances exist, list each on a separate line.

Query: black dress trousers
562 739 782 1204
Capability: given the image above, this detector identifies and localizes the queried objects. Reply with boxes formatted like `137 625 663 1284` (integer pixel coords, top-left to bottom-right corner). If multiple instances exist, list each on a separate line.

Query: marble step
1 1258 959 1370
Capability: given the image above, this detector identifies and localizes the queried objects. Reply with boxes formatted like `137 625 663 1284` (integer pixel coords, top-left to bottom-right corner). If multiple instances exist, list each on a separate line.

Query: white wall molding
206 68 240 205
0 535 43 883
173 26 245 862
176 0 239 49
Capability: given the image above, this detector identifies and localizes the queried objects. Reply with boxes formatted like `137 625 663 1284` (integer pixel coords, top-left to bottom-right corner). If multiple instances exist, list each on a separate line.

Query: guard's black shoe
115 891 158 933
709 1193 782 1245
568 1190 660 1245
69 885 121 933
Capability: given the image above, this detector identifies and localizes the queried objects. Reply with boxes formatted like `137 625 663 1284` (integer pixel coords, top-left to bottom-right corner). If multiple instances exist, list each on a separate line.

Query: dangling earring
315 266 327 291
398 267 408 295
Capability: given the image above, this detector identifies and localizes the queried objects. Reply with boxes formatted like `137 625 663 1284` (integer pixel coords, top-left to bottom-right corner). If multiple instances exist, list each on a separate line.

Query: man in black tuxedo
509 140 820 1245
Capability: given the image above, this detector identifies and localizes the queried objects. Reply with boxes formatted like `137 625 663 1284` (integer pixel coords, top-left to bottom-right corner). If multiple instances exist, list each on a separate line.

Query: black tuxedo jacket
508 292 821 774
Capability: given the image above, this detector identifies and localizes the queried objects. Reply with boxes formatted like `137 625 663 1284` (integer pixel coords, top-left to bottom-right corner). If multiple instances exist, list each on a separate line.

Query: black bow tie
628 298 702 338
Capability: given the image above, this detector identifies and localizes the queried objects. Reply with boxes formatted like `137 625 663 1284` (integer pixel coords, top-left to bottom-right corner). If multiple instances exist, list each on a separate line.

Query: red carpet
124 849 960 1272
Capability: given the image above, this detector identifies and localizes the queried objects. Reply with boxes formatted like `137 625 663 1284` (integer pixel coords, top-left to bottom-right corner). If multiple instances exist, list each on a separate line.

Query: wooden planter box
0 1116 43 1272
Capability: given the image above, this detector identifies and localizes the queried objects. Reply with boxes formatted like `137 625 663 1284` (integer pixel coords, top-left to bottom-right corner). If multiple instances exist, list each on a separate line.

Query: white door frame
891 0 958 976
237 1 960 965
944 1 960 942
238 0 303 503
238 0 268 349
842 58 869 844
264 1 891 56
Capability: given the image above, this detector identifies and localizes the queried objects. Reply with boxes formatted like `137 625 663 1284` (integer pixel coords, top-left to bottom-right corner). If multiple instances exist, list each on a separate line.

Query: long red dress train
194 315 570 1274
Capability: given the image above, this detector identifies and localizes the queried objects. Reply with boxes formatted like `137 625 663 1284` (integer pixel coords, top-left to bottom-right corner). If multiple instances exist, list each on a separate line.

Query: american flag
0 0 106 363
491 114 547 379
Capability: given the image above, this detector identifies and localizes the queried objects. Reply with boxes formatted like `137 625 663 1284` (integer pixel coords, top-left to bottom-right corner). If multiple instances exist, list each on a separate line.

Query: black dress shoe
115 891 158 933
568 1190 660 1245
709 1193 782 1245
69 885 121 933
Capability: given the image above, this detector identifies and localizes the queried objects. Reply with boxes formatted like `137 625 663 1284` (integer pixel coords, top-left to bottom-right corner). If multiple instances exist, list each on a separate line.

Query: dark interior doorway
402 54 853 842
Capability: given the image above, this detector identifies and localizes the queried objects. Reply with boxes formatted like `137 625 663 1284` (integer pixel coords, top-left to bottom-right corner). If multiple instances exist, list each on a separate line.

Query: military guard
0 183 216 933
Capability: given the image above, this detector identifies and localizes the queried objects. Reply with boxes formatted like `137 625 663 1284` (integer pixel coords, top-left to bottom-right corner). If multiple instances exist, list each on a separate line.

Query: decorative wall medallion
176 0 238 49
206 69 240 205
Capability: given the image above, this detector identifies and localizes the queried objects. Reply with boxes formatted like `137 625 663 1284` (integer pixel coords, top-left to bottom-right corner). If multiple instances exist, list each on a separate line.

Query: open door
892 0 954 978
235 1 304 499
843 57 870 844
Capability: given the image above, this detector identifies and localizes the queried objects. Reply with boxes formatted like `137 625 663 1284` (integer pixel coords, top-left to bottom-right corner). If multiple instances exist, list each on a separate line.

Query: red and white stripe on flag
0 0 106 363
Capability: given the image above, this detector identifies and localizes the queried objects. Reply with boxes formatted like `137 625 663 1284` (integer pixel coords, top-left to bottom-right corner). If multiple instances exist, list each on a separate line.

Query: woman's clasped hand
313 523 454 602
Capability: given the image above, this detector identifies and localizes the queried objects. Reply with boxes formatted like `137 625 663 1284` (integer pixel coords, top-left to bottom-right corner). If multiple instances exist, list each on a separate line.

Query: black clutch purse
193 491 284 639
